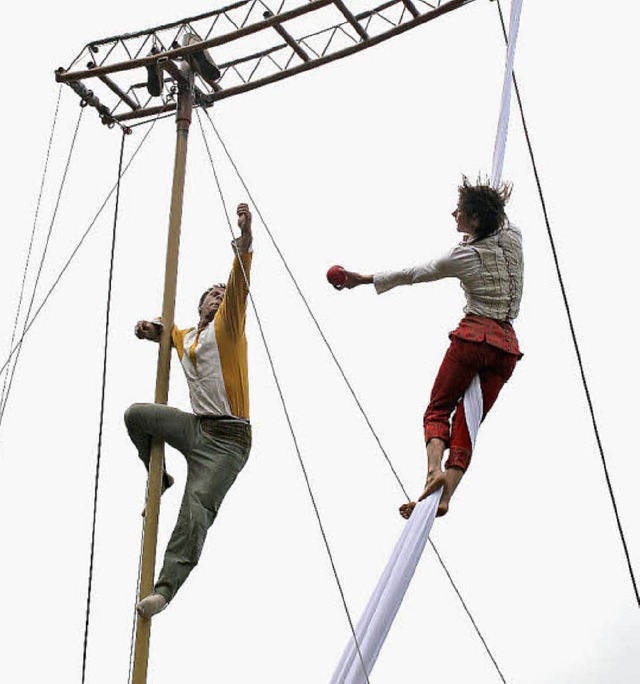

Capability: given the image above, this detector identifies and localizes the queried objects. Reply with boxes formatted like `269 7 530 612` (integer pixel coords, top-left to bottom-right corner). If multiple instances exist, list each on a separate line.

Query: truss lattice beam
55 0 333 83
55 0 478 128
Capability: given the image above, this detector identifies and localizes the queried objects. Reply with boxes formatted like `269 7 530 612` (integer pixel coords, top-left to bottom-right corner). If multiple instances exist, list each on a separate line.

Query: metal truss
55 0 477 129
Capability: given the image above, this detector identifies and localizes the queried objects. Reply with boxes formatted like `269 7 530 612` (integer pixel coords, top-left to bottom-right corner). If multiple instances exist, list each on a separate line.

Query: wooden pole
131 67 194 684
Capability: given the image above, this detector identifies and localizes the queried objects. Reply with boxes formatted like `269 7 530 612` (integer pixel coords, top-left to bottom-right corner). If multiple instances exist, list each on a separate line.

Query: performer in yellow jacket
125 203 253 618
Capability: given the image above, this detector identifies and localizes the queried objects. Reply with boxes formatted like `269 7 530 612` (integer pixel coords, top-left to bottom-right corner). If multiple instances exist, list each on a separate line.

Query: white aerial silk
331 2 524 681
491 0 524 186
331 418 478 683
466 0 523 445
463 373 483 449
330 490 442 684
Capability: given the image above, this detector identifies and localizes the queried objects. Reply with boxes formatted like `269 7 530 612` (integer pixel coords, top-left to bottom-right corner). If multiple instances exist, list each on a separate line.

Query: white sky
1 1 639 682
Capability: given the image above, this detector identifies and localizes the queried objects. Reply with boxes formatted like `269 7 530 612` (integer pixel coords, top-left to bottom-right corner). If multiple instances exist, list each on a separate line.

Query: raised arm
216 203 253 337
233 202 253 254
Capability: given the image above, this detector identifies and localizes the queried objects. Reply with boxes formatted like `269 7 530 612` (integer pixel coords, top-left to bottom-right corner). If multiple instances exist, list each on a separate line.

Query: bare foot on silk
136 593 168 619
435 473 454 517
434 466 465 517
398 469 446 519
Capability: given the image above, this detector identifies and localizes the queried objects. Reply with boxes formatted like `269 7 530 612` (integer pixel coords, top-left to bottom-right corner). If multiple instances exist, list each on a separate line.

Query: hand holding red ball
326 265 348 289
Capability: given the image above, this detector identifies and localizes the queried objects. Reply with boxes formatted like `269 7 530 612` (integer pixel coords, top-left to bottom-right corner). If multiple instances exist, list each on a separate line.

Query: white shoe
136 593 168 619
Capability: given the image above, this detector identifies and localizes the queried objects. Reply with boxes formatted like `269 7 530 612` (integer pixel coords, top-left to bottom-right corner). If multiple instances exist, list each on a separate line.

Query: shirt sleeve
373 245 481 294
171 325 195 360
216 251 252 338
152 316 193 359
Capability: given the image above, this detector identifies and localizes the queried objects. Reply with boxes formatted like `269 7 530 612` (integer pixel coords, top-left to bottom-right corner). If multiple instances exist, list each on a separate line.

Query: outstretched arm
343 271 373 289
328 268 373 290
332 258 462 292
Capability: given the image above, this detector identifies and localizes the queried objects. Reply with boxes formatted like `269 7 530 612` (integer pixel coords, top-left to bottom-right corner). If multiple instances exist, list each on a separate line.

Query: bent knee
124 402 153 427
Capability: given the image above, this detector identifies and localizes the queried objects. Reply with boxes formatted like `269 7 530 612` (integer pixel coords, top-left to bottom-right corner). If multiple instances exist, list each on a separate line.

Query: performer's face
199 287 225 324
452 204 478 235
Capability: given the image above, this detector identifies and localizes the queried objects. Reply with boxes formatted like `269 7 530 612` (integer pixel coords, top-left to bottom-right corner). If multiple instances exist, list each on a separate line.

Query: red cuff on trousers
424 423 450 444
446 446 471 472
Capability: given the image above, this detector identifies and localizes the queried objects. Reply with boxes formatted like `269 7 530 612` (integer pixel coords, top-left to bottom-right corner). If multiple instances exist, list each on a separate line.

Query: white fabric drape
331 395 485 683
465 0 523 444
463 373 483 449
491 0 524 185
330 3 524 681
330 490 442 684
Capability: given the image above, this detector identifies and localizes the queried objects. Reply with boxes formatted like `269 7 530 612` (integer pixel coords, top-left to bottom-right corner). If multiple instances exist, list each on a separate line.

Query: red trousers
423 336 519 471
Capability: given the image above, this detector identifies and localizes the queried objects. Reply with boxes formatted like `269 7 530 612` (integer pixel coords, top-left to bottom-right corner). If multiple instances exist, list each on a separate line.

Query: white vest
462 223 524 321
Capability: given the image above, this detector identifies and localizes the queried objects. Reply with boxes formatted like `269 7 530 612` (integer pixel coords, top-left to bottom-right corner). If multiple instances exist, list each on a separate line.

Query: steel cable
196 108 371 683
0 103 84 428
200 108 507 682
0 110 165 380
0 85 63 415
81 129 126 684
494 0 639 608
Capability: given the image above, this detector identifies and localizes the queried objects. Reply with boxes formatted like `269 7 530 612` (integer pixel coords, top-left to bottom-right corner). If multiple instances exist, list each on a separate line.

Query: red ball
327 265 347 289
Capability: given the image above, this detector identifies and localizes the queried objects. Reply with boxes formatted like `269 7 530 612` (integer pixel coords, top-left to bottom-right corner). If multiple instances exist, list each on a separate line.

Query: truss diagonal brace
89 65 140 110
333 0 370 41
263 10 311 62
400 0 420 19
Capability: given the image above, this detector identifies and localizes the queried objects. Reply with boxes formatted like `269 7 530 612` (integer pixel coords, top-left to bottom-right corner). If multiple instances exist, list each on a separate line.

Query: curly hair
198 283 226 313
458 175 512 240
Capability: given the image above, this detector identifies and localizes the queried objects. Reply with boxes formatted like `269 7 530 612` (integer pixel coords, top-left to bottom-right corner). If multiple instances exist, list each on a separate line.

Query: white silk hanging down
330 490 442 684
331 412 483 683
491 0 524 186
463 373 483 450
465 0 523 445
330 3 524 681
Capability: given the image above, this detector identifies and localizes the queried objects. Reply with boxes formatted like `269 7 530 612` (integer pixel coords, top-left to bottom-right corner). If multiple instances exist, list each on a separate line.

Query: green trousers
124 403 251 603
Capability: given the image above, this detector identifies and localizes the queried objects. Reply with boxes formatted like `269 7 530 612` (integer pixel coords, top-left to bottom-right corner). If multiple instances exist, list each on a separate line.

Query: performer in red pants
334 177 523 517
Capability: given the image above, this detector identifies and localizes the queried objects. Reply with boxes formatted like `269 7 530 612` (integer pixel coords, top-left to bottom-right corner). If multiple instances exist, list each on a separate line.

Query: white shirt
373 223 524 322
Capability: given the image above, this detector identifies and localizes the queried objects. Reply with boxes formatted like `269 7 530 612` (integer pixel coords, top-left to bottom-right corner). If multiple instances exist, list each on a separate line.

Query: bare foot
435 474 455 517
436 466 465 517
398 469 446 519
417 469 446 501
436 497 450 517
